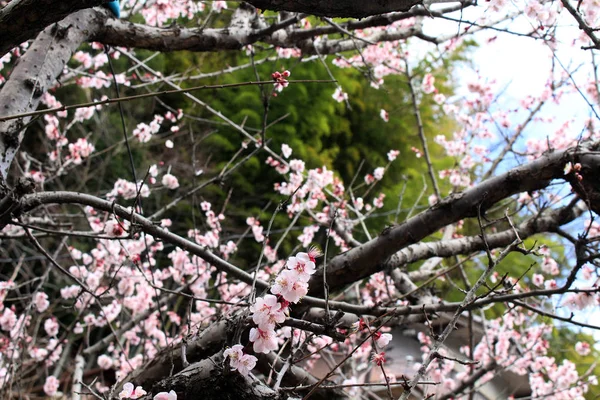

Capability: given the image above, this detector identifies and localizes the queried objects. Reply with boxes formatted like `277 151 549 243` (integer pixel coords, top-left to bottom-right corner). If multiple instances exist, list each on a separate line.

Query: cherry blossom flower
34 292 49 313
563 291 597 311
105 219 127 237
119 382 147 399
532 274 545 287
375 332 393 348
44 376 60 397
354 197 364 211
44 318 59 337
285 253 316 282
271 269 308 303
434 93 446 104
373 193 386 208
544 279 558 290
249 327 278 353
276 47 301 58
332 87 348 103
153 390 177 400
541 256 559 275
246 217 265 242
421 73 436 94
68 138 95 165
387 149 400 161
251 295 286 329
223 344 258 376
97 354 113 370
162 173 179 189
109 179 150 200
575 341 591 356
272 70 291 92
372 352 386 366
380 109 389 122
212 1 227 13
298 225 319 247
281 144 293 158
428 194 438 207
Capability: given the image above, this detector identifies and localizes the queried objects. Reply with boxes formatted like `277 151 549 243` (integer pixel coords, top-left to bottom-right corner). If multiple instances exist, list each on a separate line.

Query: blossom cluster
248 249 319 354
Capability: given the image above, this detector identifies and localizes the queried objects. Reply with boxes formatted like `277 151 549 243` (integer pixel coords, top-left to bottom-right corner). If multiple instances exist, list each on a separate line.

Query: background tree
1 0 600 399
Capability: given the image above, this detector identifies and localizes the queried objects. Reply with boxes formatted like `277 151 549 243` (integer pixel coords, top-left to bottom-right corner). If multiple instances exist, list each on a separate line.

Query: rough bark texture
93 5 255 52
245 0 421 17
0 0 106 57
149 356 281 400
0 9 102 181
130 320 231 388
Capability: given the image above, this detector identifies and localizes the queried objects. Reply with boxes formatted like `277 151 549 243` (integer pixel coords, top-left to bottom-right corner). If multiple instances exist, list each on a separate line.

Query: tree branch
0 9 102 182
0 0 106 57
308 145 584 296
390 200 585 274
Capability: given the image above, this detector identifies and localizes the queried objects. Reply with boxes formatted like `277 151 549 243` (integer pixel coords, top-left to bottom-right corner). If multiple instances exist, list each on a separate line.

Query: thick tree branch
145 352 280 400
0 9 102 181
92 4 257 52
0 0 106 57
17 191 272 292
307 145 587 296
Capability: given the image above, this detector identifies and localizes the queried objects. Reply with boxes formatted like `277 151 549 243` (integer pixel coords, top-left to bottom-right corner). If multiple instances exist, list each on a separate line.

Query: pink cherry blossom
162 173 179 189
387 149 400 161
285 252 316 282
105 219 126 237
270 269 308 303
212 1 228 13
332 87 348 102
249 327 279 354
421 73 436 94
224 344 257 376
281 144 293 158
250 295 286 329
532 274 544 287
272 70 290 92
119 382 147 399
44 318 59 337
372 352 386 366
67 138 95 165
34 292 49 313
44 376 60 397
97 354 113 370
380 109 389 122
153 390 177 400
375 332 393 348
575 341 591 356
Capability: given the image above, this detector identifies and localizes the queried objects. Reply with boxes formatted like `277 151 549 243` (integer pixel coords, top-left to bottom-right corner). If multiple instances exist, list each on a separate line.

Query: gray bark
0 0 106 57
0 9 102 181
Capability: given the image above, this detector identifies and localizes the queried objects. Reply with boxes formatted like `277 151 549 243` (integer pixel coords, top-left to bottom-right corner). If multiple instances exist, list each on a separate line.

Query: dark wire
104 45 142 211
